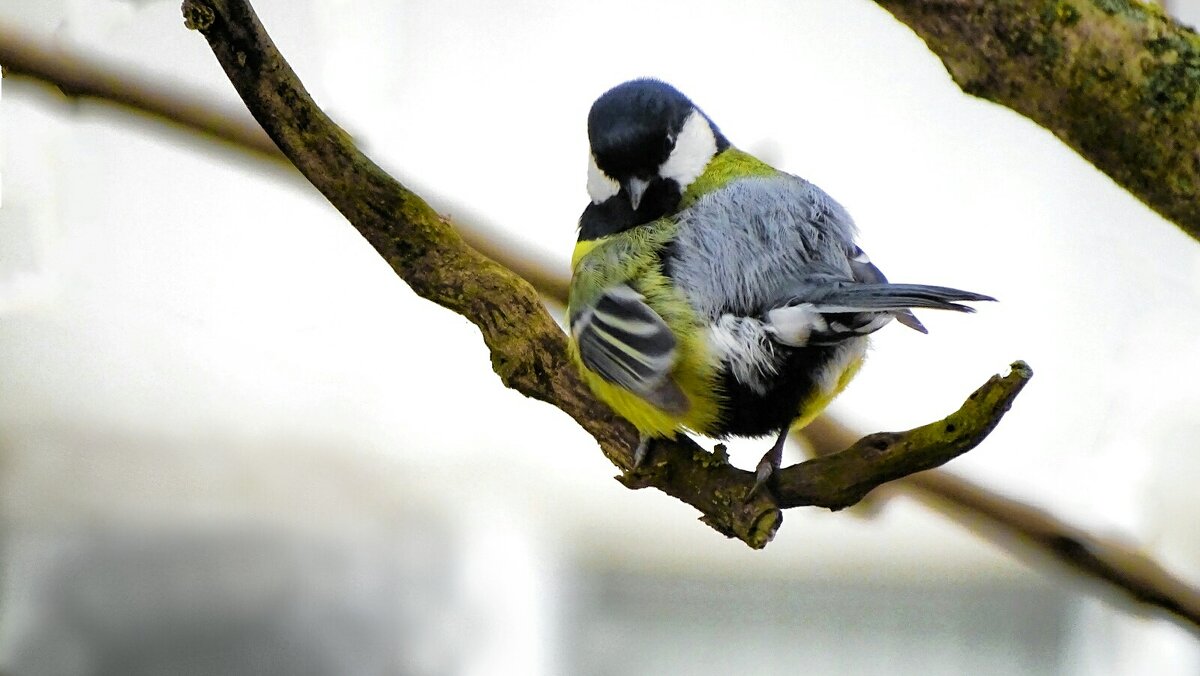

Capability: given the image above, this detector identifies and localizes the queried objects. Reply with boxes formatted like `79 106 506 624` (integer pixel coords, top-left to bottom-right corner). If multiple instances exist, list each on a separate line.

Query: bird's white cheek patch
659 110 717 190
587 153 620 204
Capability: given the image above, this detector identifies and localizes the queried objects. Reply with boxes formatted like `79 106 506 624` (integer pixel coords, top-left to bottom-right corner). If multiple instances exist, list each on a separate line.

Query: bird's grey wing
668 174 991 348
754 186 992 343
569 284 688 414
758 179 991 342
669 174 863 319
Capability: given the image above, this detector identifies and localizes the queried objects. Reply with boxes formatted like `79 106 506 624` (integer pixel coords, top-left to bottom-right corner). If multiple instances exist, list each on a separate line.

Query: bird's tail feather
810 283 995 315
767 282 993 343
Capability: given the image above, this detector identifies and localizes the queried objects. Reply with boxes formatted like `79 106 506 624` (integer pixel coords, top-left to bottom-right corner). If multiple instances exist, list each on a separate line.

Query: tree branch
173 0 1023 549
621 362 1031 542
4 16 1197 631
874 0 1200 242
0 24 571 302
804 416 1200 631
912 470 1200 628
776 361 1030 509
0 23 278 160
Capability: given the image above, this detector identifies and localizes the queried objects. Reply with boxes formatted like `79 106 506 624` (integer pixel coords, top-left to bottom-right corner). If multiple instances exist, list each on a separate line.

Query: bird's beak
624 177 650 211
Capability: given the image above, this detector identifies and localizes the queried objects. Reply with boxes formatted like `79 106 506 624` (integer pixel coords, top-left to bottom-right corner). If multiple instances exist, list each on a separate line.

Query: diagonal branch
0 23 278 160
175 0 1024 550
805 416 1200 631
0 24 570 301
913 469 1200 629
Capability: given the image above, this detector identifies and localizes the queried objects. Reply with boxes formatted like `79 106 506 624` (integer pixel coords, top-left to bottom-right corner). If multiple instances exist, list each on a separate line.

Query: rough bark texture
776 361 1030 509
178 0 1027 549
876 0 1200 241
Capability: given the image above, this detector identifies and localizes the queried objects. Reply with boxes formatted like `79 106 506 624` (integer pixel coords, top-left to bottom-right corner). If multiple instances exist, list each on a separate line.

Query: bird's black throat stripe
577 179 682 241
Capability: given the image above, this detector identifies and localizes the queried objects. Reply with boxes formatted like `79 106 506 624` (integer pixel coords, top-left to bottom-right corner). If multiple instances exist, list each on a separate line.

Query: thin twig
805 416 1200 632
0 23 278 159
619 362 1032 543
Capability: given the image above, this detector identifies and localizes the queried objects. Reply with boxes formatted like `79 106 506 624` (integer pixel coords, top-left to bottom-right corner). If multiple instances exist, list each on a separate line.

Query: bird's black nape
587 79 727 181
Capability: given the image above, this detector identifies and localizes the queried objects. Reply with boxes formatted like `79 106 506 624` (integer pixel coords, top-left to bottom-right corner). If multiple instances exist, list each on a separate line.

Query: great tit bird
568 79 992 492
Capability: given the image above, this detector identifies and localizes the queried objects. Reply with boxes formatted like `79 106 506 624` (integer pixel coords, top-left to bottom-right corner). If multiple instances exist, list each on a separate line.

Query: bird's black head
586 79 729 212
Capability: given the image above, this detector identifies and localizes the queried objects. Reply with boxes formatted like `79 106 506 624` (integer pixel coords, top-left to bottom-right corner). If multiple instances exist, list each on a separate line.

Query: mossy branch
624 362 1031 545
875 0 1200 242
4 11 1198 631
176 0 1023 549
775 361 1031 509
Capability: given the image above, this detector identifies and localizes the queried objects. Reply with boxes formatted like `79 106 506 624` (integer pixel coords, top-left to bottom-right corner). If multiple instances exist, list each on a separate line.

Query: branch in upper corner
873 0 1200 243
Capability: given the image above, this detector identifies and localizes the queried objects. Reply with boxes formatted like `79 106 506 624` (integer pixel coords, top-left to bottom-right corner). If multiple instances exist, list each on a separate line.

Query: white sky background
2 0 1200 672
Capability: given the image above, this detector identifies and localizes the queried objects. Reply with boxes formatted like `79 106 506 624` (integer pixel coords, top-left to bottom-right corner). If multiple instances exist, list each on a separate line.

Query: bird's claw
747 428 789 500
632 436 652 469
747 457 778 499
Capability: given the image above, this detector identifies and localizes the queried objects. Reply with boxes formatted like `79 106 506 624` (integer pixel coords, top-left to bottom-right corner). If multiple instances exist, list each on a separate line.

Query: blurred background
2 0 1200 673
